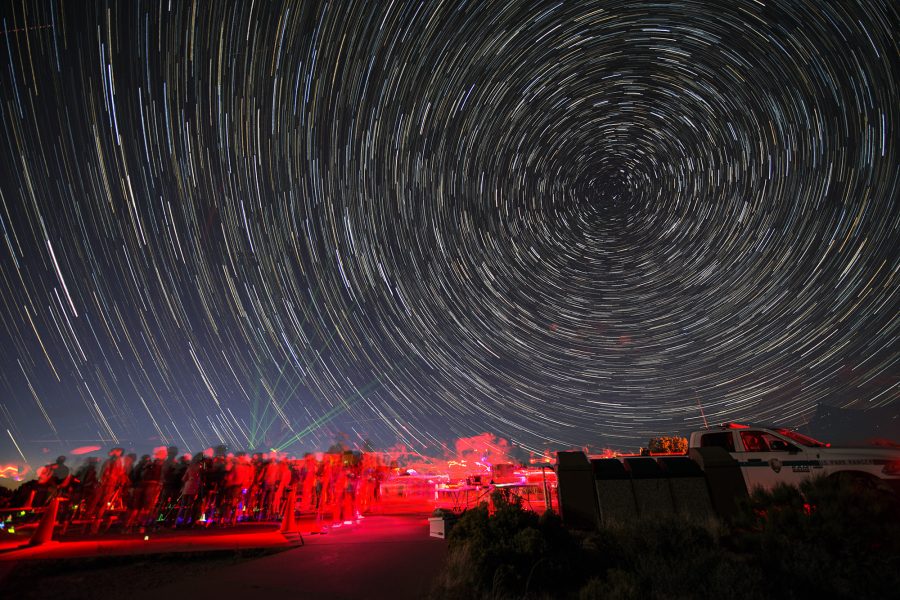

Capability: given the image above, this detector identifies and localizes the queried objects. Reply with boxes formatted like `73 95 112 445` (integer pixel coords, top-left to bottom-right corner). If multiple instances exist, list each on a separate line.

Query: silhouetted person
222 453 253 525
177 453 204 527
89 448 126 533
159 446 182 524
62 456 100 531
126 447 166 532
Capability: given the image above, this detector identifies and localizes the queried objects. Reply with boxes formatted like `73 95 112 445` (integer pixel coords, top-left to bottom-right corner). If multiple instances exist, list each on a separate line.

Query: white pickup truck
689 423 900 494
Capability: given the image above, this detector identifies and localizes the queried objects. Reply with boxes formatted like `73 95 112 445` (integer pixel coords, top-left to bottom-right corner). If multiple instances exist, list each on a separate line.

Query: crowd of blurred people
7 445 389 534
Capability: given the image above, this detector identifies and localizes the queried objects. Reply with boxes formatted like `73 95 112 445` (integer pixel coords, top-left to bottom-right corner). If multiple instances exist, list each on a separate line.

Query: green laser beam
274 357 411 452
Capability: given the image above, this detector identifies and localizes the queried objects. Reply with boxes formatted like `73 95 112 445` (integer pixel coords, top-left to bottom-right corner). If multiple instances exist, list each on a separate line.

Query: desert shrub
432 475 898 600
577 570 638 600
730 476 900 599
431 490 581 599
579 518 764 600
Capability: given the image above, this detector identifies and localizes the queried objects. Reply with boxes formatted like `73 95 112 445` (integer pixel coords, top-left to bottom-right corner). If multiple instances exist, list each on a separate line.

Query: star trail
0 1 897 466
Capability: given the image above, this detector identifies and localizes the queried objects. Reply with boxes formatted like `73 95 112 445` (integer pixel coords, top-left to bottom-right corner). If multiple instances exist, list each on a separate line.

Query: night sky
0 1 897 468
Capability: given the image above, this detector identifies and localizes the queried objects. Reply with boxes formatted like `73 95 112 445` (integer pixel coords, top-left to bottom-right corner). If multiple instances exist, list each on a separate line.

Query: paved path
0 526 300 560
135 513 447 600
0 512 448 600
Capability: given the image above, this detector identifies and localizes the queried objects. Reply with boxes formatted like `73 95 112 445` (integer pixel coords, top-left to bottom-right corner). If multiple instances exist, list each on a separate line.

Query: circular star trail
0 1 897 462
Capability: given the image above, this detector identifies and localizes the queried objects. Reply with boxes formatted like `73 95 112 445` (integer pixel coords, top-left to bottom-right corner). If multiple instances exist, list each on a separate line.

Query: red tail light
883 461 900 476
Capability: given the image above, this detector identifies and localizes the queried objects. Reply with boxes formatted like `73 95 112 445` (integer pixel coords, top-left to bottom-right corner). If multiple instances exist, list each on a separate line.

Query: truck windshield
774 428 828 448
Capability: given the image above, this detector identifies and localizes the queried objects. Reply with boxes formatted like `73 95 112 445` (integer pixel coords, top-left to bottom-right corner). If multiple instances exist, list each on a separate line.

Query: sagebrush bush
432 490 581 599
580 518 765 600
730 476 900 599
430 476 900 600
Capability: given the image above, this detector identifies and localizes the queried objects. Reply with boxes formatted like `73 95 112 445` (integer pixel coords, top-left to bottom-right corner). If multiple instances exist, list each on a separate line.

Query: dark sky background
0 1 897 468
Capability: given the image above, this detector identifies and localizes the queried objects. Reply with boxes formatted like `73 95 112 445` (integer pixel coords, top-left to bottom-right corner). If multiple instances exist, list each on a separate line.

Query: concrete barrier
623 458 674 518
591 458 637 525
657 456 714 520
689 447 748 520
556 451 598 530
